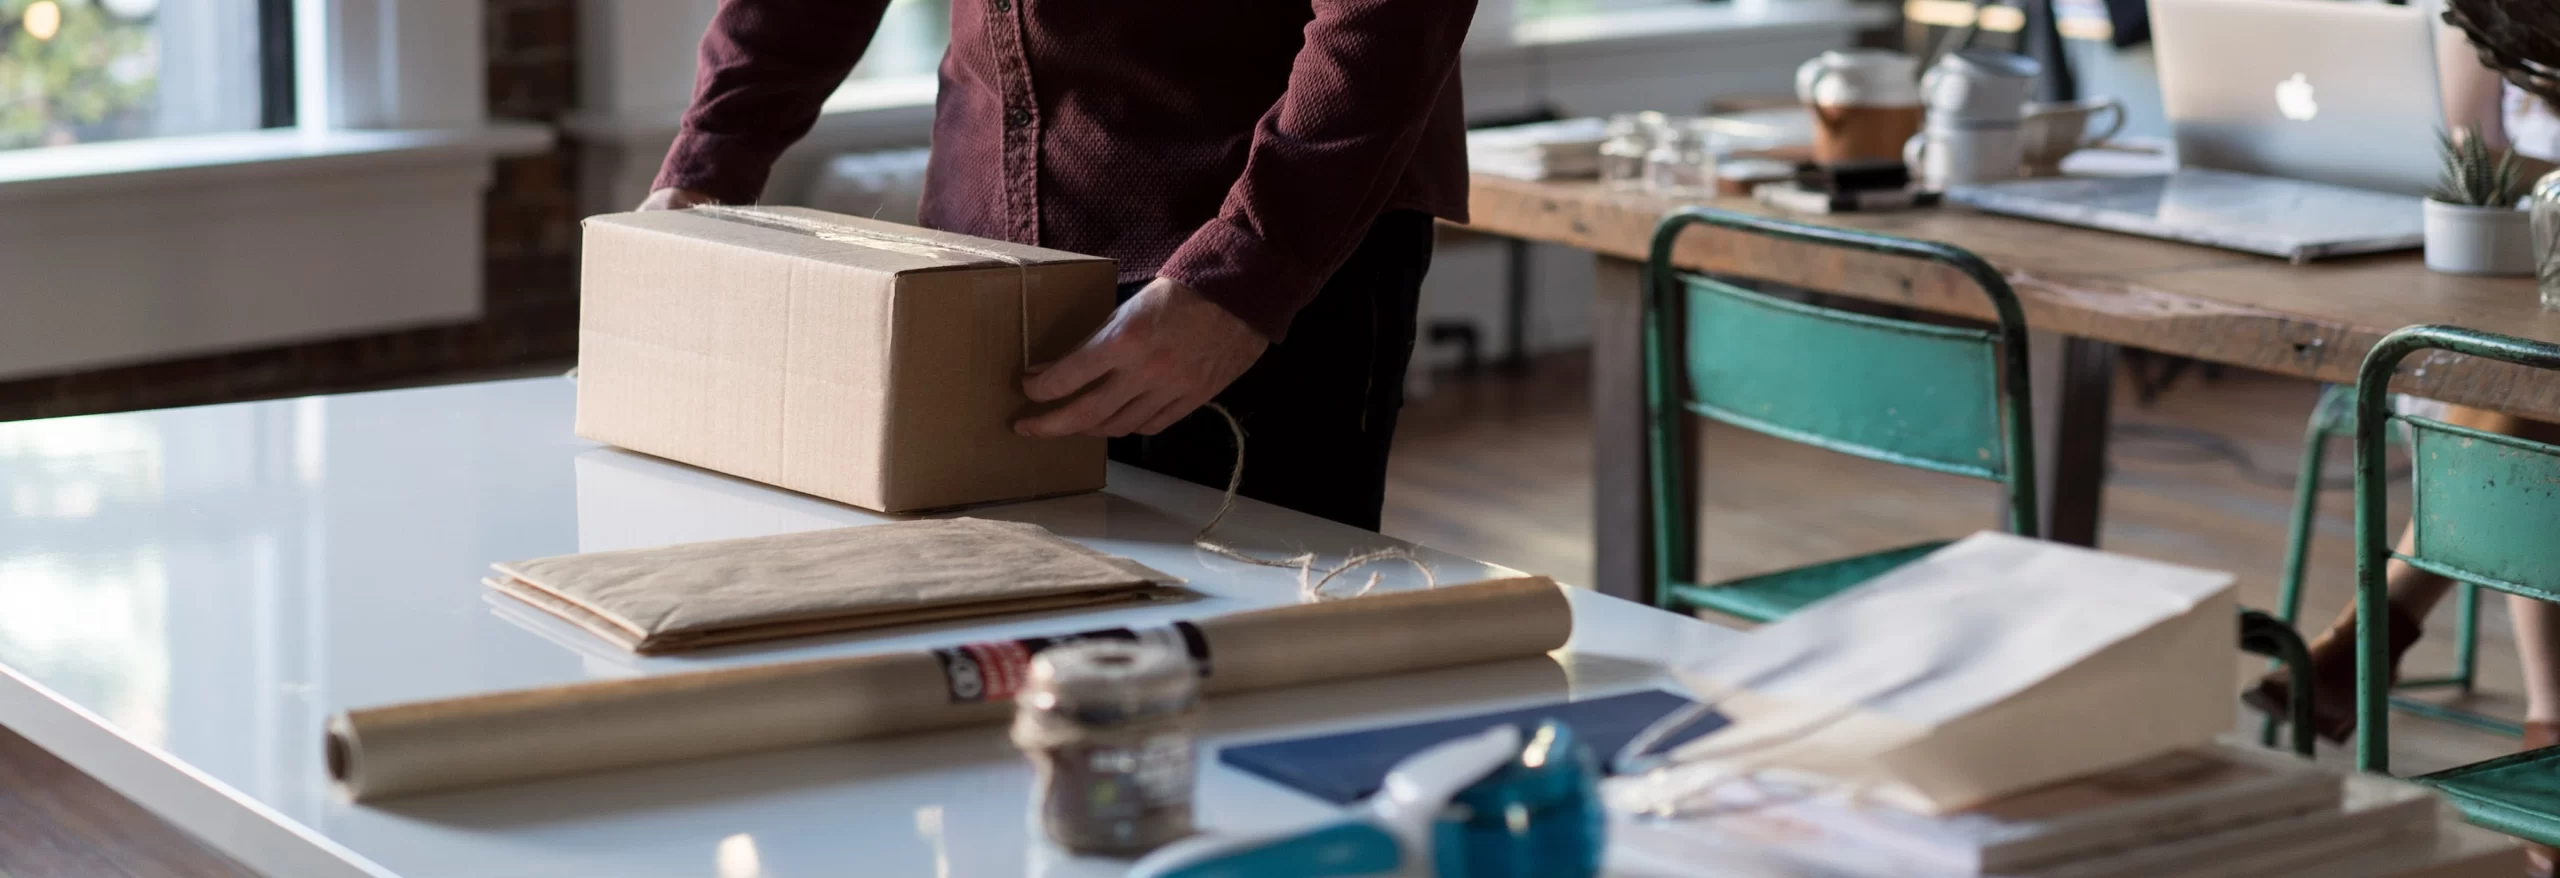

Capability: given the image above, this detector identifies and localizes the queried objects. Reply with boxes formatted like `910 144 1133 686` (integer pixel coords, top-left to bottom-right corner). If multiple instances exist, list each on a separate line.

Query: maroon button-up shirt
655 0 1476 341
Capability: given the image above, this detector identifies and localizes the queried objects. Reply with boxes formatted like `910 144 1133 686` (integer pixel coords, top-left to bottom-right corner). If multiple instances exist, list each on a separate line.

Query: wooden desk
1461 175 2560 601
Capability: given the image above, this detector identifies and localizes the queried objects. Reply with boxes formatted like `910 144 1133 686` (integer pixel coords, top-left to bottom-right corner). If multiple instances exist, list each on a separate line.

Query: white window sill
0 124 555 203
1485 0 1895 60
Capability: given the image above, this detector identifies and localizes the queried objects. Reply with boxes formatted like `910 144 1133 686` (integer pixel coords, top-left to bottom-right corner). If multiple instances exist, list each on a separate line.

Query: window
845 0 946 84
0 0 293 151
1518 0 1721 21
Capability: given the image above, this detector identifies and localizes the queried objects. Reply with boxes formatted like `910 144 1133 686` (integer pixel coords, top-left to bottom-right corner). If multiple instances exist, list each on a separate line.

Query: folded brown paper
330 576 1573 801
486 518 1180 654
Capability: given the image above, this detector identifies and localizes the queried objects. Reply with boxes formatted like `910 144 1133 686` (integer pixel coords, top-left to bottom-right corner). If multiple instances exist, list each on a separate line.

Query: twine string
684 207 1420 600
1191 403 1435 601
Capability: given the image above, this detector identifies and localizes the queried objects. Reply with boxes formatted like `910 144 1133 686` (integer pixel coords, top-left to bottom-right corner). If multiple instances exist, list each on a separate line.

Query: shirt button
993 0 1011 10
1006 108 1032 128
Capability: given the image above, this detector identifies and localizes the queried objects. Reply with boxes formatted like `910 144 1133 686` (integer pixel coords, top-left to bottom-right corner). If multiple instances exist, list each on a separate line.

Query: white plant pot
2424 199 2535 276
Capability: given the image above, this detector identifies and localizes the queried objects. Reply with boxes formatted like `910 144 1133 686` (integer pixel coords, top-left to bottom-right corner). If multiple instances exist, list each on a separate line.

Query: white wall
0 0 534 381
0 152 494 379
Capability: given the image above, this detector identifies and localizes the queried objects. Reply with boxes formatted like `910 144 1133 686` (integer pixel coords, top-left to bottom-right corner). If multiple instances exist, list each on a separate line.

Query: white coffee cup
1796 49 1923 108
1904 125 2025 189
2017 96 2127 175
1920 49 2042 123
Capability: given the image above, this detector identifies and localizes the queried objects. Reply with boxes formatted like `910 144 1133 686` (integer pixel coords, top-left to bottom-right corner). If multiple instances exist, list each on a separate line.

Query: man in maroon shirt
644 0 1476 530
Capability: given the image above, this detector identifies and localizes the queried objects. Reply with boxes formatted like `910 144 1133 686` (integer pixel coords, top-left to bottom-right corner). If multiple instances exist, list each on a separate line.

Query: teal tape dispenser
1129 720 1606 878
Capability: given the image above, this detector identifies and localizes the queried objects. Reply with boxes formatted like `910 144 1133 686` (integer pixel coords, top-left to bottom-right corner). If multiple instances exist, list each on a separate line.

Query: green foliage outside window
0 0 157 150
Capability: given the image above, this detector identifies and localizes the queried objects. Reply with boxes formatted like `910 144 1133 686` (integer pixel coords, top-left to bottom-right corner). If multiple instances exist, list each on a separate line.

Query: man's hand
638 187 718 211
1016 278 1269 438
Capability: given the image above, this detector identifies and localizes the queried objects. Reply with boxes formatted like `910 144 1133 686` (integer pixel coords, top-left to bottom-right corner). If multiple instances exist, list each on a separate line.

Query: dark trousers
1109 211 1435 531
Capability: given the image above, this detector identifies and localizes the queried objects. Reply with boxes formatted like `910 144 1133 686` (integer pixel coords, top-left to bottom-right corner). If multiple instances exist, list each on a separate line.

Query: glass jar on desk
1600 112 1662 191
2533 168 2560 310
1645 119 1720 199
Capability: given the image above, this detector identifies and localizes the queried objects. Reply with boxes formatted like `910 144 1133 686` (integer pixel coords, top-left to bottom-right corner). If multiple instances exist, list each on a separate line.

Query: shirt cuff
1157 217 1329 343
651 129 788 206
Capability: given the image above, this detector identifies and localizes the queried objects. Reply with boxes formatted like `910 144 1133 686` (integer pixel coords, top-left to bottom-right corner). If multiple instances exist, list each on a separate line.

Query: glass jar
1644 119 1720 198
2534 168 2560 310
1599 112 1660 191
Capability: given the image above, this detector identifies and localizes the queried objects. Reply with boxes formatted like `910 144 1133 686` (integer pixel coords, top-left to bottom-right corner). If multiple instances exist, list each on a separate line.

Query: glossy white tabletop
0 378 1733 878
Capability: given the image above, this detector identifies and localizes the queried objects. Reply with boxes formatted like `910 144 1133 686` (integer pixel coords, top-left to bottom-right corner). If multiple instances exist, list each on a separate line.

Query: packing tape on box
327 575 1571 801
689 205 1039 364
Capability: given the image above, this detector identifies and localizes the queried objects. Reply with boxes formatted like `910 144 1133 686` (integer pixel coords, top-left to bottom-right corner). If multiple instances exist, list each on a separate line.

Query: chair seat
2415 746 2560 847
1663 540 1952 624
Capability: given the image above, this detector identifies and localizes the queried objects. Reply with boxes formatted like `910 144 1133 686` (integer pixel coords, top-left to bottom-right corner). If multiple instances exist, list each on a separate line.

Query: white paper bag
1646 532 2236 815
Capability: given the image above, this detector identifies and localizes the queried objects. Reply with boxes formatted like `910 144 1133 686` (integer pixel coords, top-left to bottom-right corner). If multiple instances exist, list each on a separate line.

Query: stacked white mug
1904 49 2041 190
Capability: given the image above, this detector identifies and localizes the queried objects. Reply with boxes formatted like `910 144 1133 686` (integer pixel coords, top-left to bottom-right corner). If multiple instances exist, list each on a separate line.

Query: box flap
584 207 1108 278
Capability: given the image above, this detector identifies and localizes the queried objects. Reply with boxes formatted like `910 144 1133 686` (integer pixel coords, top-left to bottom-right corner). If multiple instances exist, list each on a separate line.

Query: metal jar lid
1021 640 1198 726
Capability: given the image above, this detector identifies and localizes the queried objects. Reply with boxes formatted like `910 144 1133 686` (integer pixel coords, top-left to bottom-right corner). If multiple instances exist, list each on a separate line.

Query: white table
0 377 1721 878
0 378 2520 878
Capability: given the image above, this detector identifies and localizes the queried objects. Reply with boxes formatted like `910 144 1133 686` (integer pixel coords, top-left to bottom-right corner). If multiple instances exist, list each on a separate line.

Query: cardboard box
577 206 1115 512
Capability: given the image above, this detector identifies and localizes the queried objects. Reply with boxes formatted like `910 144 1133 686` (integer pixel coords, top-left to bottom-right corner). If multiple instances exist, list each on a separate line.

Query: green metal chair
1640 207 2038 626
2352 325 2560 844
2268 384 2517 741
1641 207 2317 757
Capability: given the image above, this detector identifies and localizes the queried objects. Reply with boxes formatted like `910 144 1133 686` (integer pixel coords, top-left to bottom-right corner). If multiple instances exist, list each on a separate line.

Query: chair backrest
2353 325 2560 772
1642 208 2039 587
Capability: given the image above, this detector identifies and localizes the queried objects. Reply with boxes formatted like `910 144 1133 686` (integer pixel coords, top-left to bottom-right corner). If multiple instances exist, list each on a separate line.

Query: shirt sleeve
652 0 895 205
1154 0 1478 342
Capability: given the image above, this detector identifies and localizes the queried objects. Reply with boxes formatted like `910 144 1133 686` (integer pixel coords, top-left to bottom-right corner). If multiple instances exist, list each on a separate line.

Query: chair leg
2262 410 2330 747
2274 409 2331 628
2241 610 2319 757
2455 582 2480 693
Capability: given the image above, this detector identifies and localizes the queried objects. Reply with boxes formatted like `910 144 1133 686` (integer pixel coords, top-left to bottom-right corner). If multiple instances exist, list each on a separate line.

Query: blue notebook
1216 689 1724 806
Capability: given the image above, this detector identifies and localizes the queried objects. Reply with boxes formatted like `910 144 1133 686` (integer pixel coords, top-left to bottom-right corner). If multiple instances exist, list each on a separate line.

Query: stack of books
1465 117 1610 181
1613 743 2446 877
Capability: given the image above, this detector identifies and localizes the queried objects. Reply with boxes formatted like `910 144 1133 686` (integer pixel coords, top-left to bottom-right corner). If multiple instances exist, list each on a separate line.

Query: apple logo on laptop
2276 73 2318 122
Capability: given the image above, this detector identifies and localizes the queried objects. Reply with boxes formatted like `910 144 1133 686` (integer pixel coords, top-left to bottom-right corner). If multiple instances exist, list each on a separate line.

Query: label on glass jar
1072 733 1197 821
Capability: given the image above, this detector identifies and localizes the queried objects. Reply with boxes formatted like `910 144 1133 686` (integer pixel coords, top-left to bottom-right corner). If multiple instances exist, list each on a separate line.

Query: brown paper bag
486 518 1180 653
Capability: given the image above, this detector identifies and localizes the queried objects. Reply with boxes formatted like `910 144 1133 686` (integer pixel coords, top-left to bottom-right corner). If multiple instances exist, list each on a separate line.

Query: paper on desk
486 518 1180 654
1643 533 2235 815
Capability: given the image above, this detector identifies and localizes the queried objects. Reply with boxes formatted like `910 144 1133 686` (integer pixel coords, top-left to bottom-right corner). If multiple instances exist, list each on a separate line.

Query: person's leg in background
1109 211 1435 531
2253 406 2560 774
2253 530 2455 740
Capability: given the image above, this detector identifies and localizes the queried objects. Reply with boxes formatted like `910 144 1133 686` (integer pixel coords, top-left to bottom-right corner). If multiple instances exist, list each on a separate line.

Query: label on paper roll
933 621 1210 703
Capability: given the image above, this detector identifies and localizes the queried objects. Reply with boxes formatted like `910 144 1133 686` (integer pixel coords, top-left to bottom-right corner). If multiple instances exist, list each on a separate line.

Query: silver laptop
2155 0 2441 196
1948 0 2437 261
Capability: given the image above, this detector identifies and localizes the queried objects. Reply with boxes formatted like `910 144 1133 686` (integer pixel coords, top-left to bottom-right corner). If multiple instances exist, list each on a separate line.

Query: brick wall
0 0 586 422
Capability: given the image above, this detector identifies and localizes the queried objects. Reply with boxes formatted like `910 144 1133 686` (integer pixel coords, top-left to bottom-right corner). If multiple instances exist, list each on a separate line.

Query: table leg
1593 256 1652 603
2046 337 2115 546
1503 238 1532 372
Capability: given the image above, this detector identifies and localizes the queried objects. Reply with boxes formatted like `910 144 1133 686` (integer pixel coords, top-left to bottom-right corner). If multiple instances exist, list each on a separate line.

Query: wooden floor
0 352 2534 875
1384 352 2525 775
0 725 255 878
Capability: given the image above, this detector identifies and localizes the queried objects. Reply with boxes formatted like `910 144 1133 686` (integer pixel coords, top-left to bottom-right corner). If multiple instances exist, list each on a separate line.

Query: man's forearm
1154 0 1476 342
654 0 893 205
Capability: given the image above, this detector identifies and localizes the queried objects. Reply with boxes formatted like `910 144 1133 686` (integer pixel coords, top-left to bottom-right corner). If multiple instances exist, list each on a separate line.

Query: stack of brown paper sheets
485 518 1180 654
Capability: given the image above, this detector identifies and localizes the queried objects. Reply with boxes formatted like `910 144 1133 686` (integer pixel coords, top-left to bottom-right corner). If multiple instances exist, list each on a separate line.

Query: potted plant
2425 126 2536 276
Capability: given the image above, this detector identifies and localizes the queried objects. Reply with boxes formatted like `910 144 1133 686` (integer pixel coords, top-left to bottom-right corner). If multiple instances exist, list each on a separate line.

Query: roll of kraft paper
328 576 1572 801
